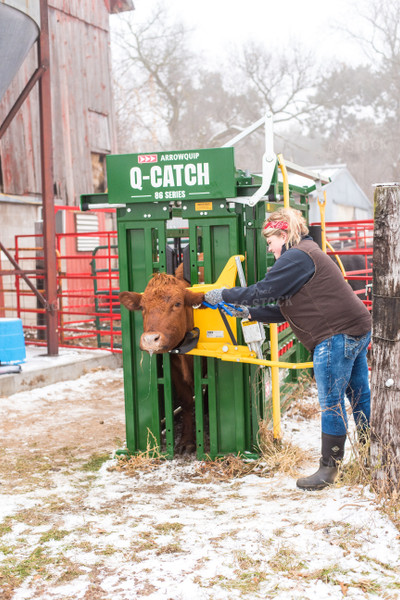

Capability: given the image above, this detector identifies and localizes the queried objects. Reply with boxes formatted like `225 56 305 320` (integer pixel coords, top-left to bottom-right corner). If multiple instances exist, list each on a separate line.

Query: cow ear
119 291 142 311
184 289 204 307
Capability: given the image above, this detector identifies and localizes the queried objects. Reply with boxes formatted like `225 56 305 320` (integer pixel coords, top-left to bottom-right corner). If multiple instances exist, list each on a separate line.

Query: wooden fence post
370 184 400 491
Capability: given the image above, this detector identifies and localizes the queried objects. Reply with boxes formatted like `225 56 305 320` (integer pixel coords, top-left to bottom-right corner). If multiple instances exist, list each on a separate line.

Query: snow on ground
0 368 399 600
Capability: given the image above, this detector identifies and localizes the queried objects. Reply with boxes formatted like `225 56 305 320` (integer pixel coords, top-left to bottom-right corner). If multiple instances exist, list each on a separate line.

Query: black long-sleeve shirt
222 236 315 322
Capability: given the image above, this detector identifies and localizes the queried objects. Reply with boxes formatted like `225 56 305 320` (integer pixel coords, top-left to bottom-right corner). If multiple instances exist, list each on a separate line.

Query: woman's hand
204 288 226 305
224 305 250 318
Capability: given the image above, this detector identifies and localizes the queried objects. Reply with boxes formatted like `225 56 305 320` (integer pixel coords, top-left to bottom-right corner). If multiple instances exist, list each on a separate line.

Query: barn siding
49 0 110 31
0 0 117 204
0 45 41 195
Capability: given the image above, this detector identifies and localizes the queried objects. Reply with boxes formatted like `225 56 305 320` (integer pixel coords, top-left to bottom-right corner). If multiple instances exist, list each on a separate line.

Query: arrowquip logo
105 148 236 204
138 154 158 164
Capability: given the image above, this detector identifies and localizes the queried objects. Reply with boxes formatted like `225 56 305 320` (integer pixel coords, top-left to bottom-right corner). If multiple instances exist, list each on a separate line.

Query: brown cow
119 270 204 453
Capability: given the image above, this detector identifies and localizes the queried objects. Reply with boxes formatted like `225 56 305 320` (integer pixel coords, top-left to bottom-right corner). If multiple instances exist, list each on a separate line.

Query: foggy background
109 0 400 200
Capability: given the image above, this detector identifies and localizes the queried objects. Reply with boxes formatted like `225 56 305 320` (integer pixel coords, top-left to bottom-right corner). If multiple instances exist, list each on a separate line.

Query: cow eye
174 301 182 308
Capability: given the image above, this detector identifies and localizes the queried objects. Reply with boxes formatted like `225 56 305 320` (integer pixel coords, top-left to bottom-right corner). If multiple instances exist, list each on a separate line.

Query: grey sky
124 0 366 66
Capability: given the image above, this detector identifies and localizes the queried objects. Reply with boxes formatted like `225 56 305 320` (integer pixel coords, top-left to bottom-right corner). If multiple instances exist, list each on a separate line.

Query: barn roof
105 0 135 13
307 165 372 211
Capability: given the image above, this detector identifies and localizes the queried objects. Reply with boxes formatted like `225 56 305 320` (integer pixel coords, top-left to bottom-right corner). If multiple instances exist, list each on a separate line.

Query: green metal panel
189 212 261 459
188 216 240 285
220 361 247 454
161 353 174 457
107 148 314 460
118 219 174 454
107 148 236 204
119 225 158 452
205 358 217 458
116 220 136 453
193 356 206 458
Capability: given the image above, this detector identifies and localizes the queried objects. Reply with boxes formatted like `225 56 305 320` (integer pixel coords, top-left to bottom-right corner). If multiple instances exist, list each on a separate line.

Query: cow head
119 273 204 354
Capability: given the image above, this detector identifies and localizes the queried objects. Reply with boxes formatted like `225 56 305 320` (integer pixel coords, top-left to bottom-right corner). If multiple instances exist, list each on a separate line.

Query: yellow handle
277 154 290 209
317 190 327 253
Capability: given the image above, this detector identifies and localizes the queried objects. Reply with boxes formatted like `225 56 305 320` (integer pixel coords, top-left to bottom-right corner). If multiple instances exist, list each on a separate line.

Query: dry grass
281 373 316 416
269 545 305 573
286 398 320 421
109 429 164 476
256 422 312 477
106 402 313 483
338 435 371 487
193 420 311 482
337 430 400 531
111 452 164 476
194 454 258 481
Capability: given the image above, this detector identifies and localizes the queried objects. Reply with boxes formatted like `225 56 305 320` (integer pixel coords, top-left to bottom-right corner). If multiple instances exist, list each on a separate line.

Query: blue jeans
313 332 371 437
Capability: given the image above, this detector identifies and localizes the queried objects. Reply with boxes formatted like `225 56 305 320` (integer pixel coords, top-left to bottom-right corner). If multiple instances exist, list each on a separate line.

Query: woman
204 207 371 491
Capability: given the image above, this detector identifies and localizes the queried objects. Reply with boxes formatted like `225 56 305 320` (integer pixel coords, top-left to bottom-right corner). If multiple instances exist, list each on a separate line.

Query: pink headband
263 221 289 231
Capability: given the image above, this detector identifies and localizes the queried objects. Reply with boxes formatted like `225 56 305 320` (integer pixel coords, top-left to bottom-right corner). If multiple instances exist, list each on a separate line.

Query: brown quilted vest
279 239 371 351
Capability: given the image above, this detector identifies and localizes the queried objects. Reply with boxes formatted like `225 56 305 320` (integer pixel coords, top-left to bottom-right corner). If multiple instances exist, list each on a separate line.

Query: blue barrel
0 318 26 364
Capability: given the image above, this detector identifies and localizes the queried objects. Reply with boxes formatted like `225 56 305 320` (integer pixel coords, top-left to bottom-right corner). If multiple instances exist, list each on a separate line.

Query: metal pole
0 66 46 140
221 114 266 148
39 0 58 355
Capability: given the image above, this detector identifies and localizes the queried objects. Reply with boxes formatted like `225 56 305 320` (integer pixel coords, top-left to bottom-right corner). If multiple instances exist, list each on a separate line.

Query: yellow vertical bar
318 191 327 253
318 186 347 276
272 153 289 438
277 153 290 209
269 323 281 439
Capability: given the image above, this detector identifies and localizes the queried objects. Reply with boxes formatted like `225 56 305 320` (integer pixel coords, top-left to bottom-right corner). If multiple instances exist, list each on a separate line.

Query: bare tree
112 4 253 152
112 3 199 151
232 42 321 126
111 5 325 162
206 41 325 170
349 0 400 176
304 0 400 193
343 0 400 70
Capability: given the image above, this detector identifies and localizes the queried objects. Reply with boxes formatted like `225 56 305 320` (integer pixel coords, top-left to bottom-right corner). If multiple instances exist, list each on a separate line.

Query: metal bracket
315 178 325 207
248 112 276 207
222 110 276 208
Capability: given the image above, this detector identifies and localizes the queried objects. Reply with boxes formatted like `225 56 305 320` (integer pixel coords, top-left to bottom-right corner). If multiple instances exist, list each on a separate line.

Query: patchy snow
1 367 400 600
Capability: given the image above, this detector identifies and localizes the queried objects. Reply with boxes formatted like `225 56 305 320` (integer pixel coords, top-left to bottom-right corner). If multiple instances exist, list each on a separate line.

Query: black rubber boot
296 433 346 491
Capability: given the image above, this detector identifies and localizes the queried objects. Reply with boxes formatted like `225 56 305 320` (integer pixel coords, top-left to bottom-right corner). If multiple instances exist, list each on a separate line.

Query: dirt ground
1 367 400 600
0 367 126 489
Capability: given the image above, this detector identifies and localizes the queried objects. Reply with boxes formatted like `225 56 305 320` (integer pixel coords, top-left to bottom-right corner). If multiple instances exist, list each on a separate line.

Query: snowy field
0 367 399 600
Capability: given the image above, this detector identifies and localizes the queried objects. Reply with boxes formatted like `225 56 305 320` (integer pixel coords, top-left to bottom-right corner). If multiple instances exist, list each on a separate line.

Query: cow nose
140 332 164 352
142 333 160 345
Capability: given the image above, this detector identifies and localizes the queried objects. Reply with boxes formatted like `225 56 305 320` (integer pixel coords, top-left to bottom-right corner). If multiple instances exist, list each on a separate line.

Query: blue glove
225 305 250 318
204 287 226 305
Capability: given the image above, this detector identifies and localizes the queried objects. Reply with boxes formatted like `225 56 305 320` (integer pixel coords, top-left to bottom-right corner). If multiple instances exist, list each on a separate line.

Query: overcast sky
124 0 366 67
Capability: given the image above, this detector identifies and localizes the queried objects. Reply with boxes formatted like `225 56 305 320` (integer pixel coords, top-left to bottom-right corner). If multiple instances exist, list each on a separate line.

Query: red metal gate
315 219 373 309
4 228 121 352
1 219 373 352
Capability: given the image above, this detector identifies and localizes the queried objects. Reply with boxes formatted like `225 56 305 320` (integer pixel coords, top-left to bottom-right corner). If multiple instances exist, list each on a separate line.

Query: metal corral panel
0 1 40 102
